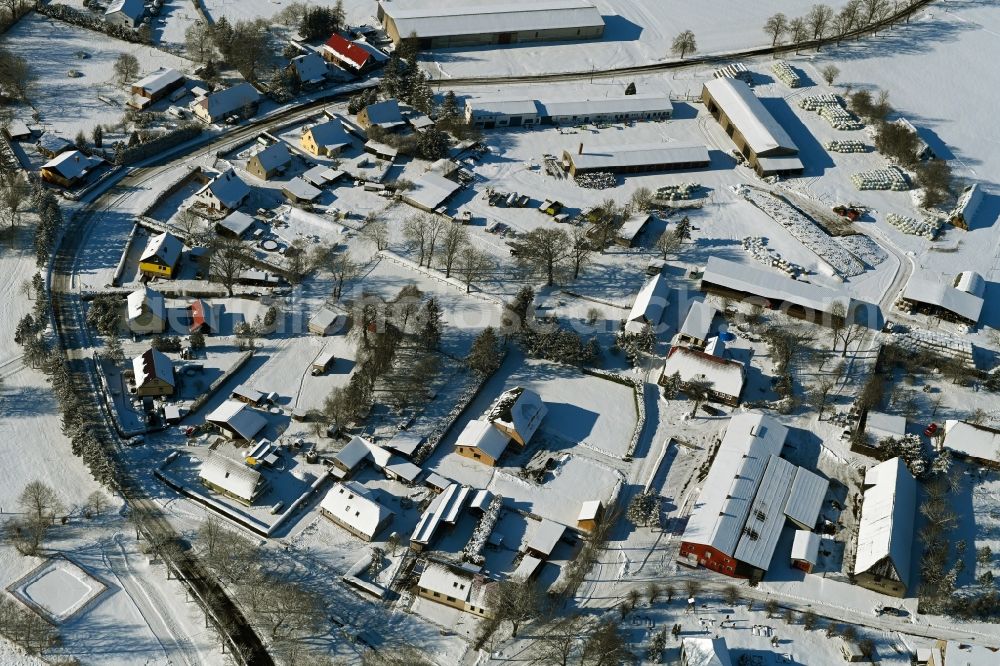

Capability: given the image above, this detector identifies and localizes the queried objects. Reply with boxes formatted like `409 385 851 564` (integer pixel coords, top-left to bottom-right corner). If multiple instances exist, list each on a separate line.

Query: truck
312 348 336 375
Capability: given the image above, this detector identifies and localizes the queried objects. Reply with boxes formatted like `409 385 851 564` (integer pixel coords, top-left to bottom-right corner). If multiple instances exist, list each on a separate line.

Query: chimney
578 143 584 155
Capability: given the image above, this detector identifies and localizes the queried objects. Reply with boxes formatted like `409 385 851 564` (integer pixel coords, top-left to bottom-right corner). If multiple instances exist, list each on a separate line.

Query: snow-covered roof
626 273 670 334
231 385 263 404
569 142 709 172
195 83 261 121
290 52 328 83
127 286 165 323
542 94 673 119
903 273 984 324
733 454 797 571
140 231 183 267
386 431 425 457
217 210 255 237
682 413 787 558
131 348 174 389
955 270 986 298
854 457 916 584
362 440 393 469
682 637 733 666
283 177 322 202
132 68 183 96
36 133 72 154
323 34 374 70
527 519 566 557
321 482 393 539
199 453 262 503
511 554 543 582
469 489 495 513
380 0 605 39
252 142 292 173
334 436 374 471
662 346 745 401
105 0 143 20
790 530 821 565
679 301 717 343
785 466 829 530
42 150 102 180
365 140 398 159
305 118 352 152
403 172 461 210
363 99 404 128
457 419 511 460
303 165 332 187
488 387 547 445
578 500 602 522
5 119 31 139
309 304 348 333
617 213 651 243
412 483 469 546
418 563 473 602
942 420 1000 464
198 169 250 209
467 98 540 117
206 400 267 441
867 411 906 439
703 78 798 156
384 459 422 483
702 256 853 316
940 641 998 666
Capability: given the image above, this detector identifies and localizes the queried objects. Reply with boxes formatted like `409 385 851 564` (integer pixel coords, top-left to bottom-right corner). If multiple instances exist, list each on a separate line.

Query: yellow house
138 232 183 279
454 420 510 467
131 348 175 397
416 564 493 617
300 118 352 157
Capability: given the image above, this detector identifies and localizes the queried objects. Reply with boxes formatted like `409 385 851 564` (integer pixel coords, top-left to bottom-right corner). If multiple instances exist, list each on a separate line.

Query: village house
40 150 103 188
308 304 350 336
130 348 175 397
455 419 512 466
300 118 352 157
35 134 73 159
126 286 166 334
678 413 829 582
377 0 605 48
138 232 183 280
104 0 144 29
288 52 328 87
401 172 461 213
415 563 492 617
188 298 220 334
321 33 383 75
487 387 547 446
199 453 268 505
206 400 268 442
282 178 323 206
215 210 255 239
625 273 670 335
191 83 262 124
196 169 250 213
320 482 394 541
681 637 733 666
676 301 717 349
358 99 405 131
129 68 184 109
331 436 373 478
246 142 292 181
853 457 915 597
702 78 803 177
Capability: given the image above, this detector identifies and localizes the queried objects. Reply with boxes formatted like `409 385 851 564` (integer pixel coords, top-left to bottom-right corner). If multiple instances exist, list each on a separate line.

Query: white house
206 400 268 441
126 286 166 334
320 482 394 541
625 273 670 334
854 457 915 597
199 453 267 505
196 169 250 213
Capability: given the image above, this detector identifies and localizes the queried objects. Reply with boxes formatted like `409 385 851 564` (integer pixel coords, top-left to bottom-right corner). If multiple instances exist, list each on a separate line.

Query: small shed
577 500 603 531
526 519 566 560
282 177 322 204
308 304 350 336
790 530 821 573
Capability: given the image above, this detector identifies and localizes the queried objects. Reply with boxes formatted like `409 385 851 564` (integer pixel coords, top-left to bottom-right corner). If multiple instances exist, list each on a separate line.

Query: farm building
104 0 144 28
676 301 717 349
321 34 384 75
455 419 512 466
416 563 492 616
320 482 394 541
36 134 73 159
199 453 267 505
191 83 262 124
625 273 670 334
129 68 184 108
385 432 425 459
301 119 352 157
206 400 267 442
332 436 373 477
358 99 405 131
660 346 745 407
138 232 183 279
288 52 328 86
126 286 166 334
950 183 984 230
131 348 175 397
231 385 264 405
40 150 103 188
900 272 984 326
247 142 292 181
487 387 547 446
577 500 603 531
377 0 605 48
196 169 250 213
700 257 856 326
411 483 472 551
564 142 710 176
526 519 566 560
678 413 829 581
215 210 255 239
402 172 461 212
791 530 821 574
282 178 323 205
308 304 350 335
464 94 673 129
188 299 220 334
616 213 652 247
681 637 733 666
702 78 803 177
940 420 1000 468
854 457 915 597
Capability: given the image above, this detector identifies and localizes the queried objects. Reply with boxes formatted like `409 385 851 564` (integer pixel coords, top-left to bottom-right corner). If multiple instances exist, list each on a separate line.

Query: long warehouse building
465 94 673 129
377 0 605 48
702 77 803 177
564 142 710 176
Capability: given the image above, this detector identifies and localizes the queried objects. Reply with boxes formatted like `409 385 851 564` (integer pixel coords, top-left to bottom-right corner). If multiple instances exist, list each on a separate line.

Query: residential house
402 172 461 212
191 83 262 124
196 169 250 213
681 637 733 666
215 210 255 239
853 457 915 597
320 482 394 541
206 400 268 442
487 387 547 447
331 436 373 477
321 33 382 75
659 346 746 407
415 563 492 617
129 68 184 108
281 177 322 205
301 118 352 157
358 99 405 131
625 273 670 335
199 453 267 505
455 419 511 466
104 0 144 29
138 232 183 279
126 286 166 334
289 52 328 86
40 150 103 188
246 142 292 180
131 348 175 397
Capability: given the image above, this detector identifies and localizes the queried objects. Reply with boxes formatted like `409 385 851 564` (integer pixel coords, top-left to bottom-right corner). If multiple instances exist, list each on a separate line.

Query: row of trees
763 0 920 52
392 214 495 291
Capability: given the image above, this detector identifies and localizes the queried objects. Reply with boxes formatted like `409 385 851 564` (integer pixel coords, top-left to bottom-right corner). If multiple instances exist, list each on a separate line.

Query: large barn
853 457 915 597
377 0 605 48
564 142 710 176
702 78 803 177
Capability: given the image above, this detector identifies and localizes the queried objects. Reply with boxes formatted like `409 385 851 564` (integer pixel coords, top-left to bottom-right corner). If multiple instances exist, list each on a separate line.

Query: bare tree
810 377 836 419
184 22 215 63
580 618 633 666
19 480 63 526
402 214 433 266
210 237 250 297
629 187 654 213
0 171 28 230
423 215 447 268
86 490 109 517
764 13 789 46
330 251 358 299
113 53 140 85
807 5 835 43
788 17 810 50
821 64 840 86
510 227 570 286
174 208 202 240
671 30 697 59
439 223 468 278
655 229 682 260
529 614 582 666
568 225 593 280
723 584 741 606
363 218 389 251
457 246 493 293
487 580 543 638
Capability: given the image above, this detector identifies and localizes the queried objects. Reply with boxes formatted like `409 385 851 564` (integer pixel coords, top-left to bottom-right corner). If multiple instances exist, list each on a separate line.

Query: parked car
924 422 938 437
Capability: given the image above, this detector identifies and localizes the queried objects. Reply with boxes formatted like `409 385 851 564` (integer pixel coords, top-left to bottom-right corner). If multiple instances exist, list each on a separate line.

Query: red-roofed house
321 34 379 75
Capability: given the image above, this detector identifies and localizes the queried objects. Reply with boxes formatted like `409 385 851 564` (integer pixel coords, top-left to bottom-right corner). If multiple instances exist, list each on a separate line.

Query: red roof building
189 299 219 334
321 34 377 73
